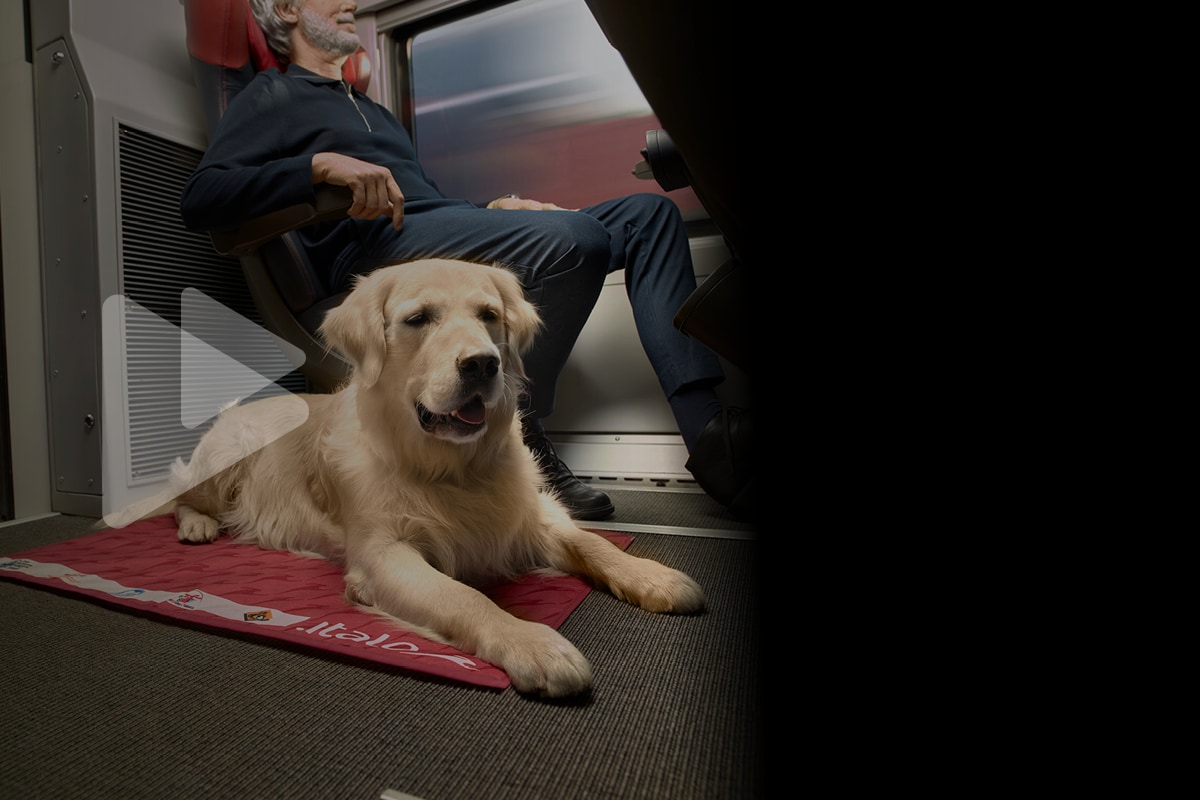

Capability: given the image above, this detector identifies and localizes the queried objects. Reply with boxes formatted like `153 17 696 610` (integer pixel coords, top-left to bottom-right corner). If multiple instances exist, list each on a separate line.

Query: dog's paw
483 620 593 698
175 506 220 544
616 563 706 614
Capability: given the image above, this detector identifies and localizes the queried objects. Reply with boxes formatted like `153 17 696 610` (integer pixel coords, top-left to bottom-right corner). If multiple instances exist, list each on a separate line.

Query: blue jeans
337 193 724 422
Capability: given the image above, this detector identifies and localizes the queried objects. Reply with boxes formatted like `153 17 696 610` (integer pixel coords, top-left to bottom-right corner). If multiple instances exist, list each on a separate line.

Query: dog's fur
165 259 704 697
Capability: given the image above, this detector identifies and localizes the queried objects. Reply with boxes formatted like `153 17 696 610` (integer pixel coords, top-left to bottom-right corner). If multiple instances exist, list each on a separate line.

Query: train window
407 0 702 216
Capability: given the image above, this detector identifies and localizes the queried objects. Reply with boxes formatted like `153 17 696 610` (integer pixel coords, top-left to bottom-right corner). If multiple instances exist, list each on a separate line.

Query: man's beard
299 8 361 57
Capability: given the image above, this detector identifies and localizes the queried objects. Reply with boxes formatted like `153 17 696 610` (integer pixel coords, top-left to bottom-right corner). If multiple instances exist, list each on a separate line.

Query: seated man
179 0 752 519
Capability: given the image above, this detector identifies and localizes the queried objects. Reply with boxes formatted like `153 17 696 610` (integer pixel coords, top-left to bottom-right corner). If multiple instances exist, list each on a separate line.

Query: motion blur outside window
409 0 702 216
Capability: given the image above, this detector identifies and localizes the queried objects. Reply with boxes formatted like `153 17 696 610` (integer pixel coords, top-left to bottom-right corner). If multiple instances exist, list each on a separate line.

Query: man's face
298 0 361 57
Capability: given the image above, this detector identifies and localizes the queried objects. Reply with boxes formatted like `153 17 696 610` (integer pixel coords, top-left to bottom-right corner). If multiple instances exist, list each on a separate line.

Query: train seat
183 0 359 391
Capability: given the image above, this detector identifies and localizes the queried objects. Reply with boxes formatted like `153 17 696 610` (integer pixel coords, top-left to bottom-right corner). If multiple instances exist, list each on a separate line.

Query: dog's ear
490 265 542 358
319 273 389 389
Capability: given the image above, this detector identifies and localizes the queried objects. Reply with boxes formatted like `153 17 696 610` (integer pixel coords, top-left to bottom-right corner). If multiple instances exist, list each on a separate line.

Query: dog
164 258 704 697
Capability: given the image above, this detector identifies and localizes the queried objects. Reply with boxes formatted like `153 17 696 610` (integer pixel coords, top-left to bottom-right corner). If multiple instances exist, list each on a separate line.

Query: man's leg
578 194 753 517
577 194 723 399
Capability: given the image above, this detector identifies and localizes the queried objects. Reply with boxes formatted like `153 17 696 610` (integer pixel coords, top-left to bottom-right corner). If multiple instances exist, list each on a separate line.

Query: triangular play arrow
180 287 306 429
101 291 311 528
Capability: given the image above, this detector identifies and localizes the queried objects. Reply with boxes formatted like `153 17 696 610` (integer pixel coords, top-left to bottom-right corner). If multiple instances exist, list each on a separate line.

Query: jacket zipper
342 80 372 131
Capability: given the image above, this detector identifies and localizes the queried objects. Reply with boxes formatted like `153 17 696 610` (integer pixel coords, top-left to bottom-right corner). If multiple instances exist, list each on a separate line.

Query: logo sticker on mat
169 591 206 609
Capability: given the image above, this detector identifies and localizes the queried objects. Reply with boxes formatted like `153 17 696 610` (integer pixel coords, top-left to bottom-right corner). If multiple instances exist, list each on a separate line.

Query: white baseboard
545 433 695 485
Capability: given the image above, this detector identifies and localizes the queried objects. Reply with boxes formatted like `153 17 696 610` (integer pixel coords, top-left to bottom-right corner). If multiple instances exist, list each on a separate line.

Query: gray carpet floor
0 489 762 799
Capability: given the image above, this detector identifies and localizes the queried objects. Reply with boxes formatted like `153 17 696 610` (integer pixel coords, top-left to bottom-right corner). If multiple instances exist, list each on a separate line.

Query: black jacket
179 64 448 277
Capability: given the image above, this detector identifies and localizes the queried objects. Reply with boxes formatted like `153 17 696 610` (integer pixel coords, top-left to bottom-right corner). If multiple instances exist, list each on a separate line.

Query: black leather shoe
685 408 753 519
524 429 615 521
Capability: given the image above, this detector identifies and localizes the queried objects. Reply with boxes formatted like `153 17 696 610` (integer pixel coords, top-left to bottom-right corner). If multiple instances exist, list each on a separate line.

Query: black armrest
633 129 691 192
209 186 354 257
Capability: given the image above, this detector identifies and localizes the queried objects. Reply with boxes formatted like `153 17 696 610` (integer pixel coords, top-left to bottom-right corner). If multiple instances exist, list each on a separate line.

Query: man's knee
555 211 611 260
533 211 611 275
502 211 610 288
623 192 682 223
627 191 676 213
601 193 687 243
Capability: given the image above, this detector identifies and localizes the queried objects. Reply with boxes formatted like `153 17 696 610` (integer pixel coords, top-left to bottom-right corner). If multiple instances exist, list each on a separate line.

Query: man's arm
178 71 336 232
311 152 405 231
181 142 406 234
180 154 316 232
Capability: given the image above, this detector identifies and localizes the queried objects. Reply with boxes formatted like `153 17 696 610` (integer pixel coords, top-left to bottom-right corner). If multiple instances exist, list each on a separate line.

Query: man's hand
311 152 405 231
486 195 573 211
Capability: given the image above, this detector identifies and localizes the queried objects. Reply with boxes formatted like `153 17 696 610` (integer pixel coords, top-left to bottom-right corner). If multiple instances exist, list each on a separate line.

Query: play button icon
179 287 306 429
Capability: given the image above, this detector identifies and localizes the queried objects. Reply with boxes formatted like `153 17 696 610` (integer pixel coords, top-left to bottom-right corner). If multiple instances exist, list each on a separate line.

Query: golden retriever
165 258 704 697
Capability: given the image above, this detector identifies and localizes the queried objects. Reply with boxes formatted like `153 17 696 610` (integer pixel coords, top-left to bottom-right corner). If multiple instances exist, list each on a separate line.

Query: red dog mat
0 515 632 690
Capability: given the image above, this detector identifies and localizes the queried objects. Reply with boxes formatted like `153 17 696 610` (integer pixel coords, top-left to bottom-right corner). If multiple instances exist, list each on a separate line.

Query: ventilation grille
117 125 305 483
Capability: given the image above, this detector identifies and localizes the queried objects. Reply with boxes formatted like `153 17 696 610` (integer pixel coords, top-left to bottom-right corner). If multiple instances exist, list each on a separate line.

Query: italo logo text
291 621 480 668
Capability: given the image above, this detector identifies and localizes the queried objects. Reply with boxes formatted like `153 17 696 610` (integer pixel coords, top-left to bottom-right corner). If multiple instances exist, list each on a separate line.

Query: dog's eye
479 308 499 323
404 312 429 326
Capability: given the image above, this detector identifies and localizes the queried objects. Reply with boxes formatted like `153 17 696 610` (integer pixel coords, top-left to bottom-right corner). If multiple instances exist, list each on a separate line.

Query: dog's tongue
452 397 486 425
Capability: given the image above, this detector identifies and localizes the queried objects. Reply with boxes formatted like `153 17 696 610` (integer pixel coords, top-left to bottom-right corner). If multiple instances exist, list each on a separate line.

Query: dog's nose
459 352 499 381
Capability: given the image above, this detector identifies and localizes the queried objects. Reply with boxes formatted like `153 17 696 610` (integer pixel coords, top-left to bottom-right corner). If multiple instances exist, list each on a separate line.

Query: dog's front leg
346 539 593 698
175 503 221 543
547 524 706 614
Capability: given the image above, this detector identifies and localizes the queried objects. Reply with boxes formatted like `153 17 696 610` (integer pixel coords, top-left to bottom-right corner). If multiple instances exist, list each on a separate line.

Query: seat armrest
209 186 354 257
634 129 691 192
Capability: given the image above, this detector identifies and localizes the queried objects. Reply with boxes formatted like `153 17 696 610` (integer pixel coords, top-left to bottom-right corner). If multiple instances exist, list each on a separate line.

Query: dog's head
320 259 541 444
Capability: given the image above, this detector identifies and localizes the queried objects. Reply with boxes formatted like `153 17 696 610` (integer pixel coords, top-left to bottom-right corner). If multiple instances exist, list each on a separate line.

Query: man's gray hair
249 0 300 57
